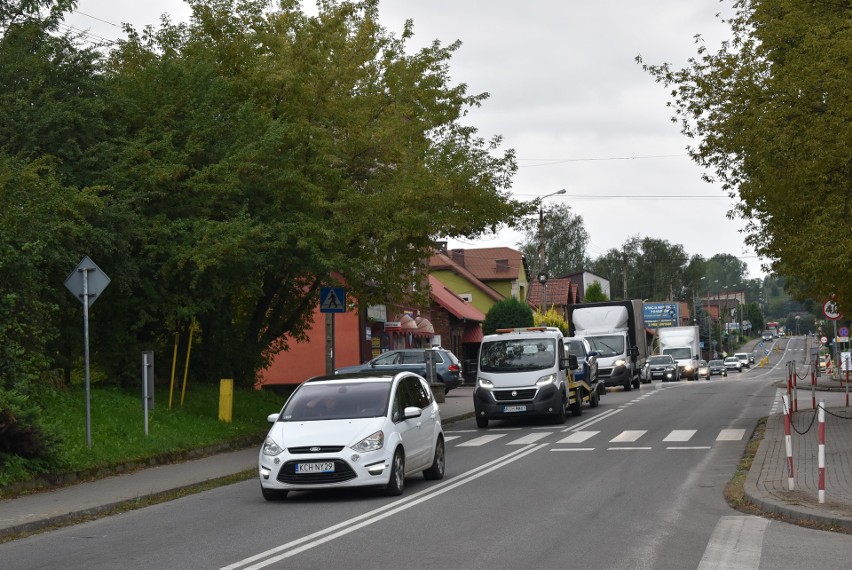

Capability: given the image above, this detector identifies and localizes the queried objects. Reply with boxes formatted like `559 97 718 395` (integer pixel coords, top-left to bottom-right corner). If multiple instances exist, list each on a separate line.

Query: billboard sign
643 302 679 329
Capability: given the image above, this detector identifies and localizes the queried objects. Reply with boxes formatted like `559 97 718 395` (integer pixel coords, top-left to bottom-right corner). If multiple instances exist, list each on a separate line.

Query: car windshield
566 341 586 358
709 360 723 366
649 356 672 365
584 335 625 358
480 338 557 372
279 381 391 421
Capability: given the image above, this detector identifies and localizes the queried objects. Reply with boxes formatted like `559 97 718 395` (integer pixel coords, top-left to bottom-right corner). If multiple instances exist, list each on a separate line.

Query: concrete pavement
2 379 851 541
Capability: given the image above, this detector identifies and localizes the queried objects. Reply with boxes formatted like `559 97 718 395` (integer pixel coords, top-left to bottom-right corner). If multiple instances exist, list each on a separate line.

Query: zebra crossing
444 426 747 451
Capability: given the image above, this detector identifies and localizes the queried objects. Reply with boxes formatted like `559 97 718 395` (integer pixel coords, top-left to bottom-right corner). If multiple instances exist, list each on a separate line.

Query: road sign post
64 256 110 449
319 287 346 374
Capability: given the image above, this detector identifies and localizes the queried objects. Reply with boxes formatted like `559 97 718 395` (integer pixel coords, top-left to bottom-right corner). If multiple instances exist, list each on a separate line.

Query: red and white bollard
782 395 794 490
818 400 825 504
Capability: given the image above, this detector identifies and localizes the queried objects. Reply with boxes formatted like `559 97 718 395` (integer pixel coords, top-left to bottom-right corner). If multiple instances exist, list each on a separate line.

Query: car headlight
351 430 384 453
614 359 626 368
536 373 557 386
477 377 494 389
262 436 284 456
666 366 675 372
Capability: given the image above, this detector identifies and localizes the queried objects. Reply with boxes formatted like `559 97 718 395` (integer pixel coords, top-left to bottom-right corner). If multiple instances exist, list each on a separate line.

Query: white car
259 372 445 500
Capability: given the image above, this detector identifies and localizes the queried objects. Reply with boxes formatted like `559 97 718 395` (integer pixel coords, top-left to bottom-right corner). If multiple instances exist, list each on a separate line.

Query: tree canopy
518 202 589 279
638 0 851 312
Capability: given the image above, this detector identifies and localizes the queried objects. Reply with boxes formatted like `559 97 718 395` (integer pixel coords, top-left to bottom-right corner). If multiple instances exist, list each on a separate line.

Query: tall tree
518 202 589 279
95 0 531 385
638 0 852 312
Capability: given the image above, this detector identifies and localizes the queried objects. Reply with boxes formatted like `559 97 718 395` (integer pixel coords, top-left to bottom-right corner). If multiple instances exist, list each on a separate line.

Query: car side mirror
267 413 279 424
403 406 422 420
567 354 578 370
629 346 639 357
588 351 599 357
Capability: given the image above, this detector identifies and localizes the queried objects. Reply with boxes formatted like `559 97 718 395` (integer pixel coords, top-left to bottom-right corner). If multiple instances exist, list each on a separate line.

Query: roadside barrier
781 394 851 504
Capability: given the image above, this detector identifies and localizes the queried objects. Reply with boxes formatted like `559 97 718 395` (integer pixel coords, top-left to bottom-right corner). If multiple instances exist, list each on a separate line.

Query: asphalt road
3 356 851 569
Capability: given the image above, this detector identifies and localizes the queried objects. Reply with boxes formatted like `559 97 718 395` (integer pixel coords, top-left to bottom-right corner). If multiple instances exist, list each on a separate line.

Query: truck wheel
589 388 600 408
476 416 488 428
570 389 582 417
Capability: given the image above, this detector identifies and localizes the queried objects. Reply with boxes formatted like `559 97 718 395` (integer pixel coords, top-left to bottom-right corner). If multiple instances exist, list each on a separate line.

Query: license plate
503 405 527 413
295 462 335 474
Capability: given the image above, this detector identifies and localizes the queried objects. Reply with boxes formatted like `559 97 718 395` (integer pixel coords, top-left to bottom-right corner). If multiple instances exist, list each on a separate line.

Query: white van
473 327 571 428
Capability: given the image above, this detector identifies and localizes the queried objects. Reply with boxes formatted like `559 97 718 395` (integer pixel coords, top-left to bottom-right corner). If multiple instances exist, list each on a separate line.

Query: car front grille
277 459 357 484
287 446 345 454
493 388 537 402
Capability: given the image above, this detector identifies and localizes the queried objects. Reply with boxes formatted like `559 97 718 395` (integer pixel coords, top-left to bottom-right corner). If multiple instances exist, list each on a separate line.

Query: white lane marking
562 408 621 432
610 430 646 443
551 448 594 452
556 431 599 444
508 432 552 445
716 429 746 441
663 430 696 442
666 446 711 450
608 446 652 450
697 516 769 570
443 435 461 443
222 444 546 569
456 434 507 447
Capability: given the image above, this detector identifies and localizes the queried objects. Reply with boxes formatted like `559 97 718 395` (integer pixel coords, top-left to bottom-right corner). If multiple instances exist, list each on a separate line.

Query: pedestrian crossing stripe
447 428 746 448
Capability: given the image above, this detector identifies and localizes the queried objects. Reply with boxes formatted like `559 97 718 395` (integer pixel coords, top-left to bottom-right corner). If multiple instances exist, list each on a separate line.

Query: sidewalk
2 384 851 541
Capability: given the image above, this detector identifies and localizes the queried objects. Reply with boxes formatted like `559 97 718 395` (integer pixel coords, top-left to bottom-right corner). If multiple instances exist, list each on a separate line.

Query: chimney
451 248 465 266
496 259 509 272
436 240 448 255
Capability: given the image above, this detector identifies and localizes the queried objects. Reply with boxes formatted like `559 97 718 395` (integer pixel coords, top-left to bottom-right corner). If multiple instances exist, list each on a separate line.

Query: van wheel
623 379 632 392
423 437 445 480
476 416 488 428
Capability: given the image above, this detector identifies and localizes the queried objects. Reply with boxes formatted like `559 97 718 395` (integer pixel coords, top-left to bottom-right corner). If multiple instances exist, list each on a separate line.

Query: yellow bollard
219 379 234 423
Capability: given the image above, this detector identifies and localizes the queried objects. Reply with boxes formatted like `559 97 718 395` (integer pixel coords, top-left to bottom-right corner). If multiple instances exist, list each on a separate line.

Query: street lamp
796 315 801 336
538 272 549 311
538 189 567 275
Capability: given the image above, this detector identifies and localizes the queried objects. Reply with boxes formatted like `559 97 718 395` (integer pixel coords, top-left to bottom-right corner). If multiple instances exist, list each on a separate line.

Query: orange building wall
257 306 363 387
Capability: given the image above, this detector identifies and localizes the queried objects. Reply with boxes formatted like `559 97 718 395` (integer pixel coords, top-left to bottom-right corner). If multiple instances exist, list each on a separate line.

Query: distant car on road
724 356 743 373
734 353 751 369
697 360 710 379
335 348 463 392
707 359 728 377
645 354 680 382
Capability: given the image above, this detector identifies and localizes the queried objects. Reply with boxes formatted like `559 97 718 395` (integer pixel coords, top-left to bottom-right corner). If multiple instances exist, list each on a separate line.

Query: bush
483 297 534 335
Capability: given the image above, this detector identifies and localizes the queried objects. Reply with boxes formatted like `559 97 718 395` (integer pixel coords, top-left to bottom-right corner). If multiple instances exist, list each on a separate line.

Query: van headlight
614 359 626 368
351 430 384 453
262 437 284 456
536 373 557 386
477 377 494 389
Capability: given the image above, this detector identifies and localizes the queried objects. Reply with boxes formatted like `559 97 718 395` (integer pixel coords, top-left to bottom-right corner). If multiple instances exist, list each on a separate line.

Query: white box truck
657 325 701 380
566 300 648 391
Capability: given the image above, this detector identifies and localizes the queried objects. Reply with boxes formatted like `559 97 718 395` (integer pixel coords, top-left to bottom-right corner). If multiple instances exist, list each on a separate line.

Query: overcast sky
63 0 765 280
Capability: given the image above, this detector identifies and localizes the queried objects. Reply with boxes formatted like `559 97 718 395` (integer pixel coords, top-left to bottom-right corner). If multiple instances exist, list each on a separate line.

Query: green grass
1 382 290 493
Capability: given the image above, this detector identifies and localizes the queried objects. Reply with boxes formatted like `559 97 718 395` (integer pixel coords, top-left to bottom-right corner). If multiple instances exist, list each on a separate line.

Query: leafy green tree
638 0 852 312
482 297 534 335
583 281 608 302
518 202 589 279
94 0 532 385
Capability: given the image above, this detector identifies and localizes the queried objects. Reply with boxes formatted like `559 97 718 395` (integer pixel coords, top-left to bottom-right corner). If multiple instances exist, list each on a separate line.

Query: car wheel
569 389 581 418
423 437 445 480
623 379 632 392
476 416 488 428
261 484 289 501
589 387 600 408
385 448 405 496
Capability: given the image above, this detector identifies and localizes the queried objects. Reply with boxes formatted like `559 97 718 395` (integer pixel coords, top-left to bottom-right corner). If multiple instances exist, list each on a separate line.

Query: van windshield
584 335 625 358
480 338 557 372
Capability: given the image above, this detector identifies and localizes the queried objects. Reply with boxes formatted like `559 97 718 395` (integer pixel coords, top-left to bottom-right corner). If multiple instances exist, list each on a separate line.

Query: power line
518 153 687 167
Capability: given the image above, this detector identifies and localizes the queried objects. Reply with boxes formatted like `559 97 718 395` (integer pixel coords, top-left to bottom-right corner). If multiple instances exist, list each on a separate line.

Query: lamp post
796 315 801 336
537 189 567 276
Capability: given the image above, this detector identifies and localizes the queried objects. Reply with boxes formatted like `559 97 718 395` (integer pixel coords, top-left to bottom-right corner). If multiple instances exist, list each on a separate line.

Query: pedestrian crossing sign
320 287 346 313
